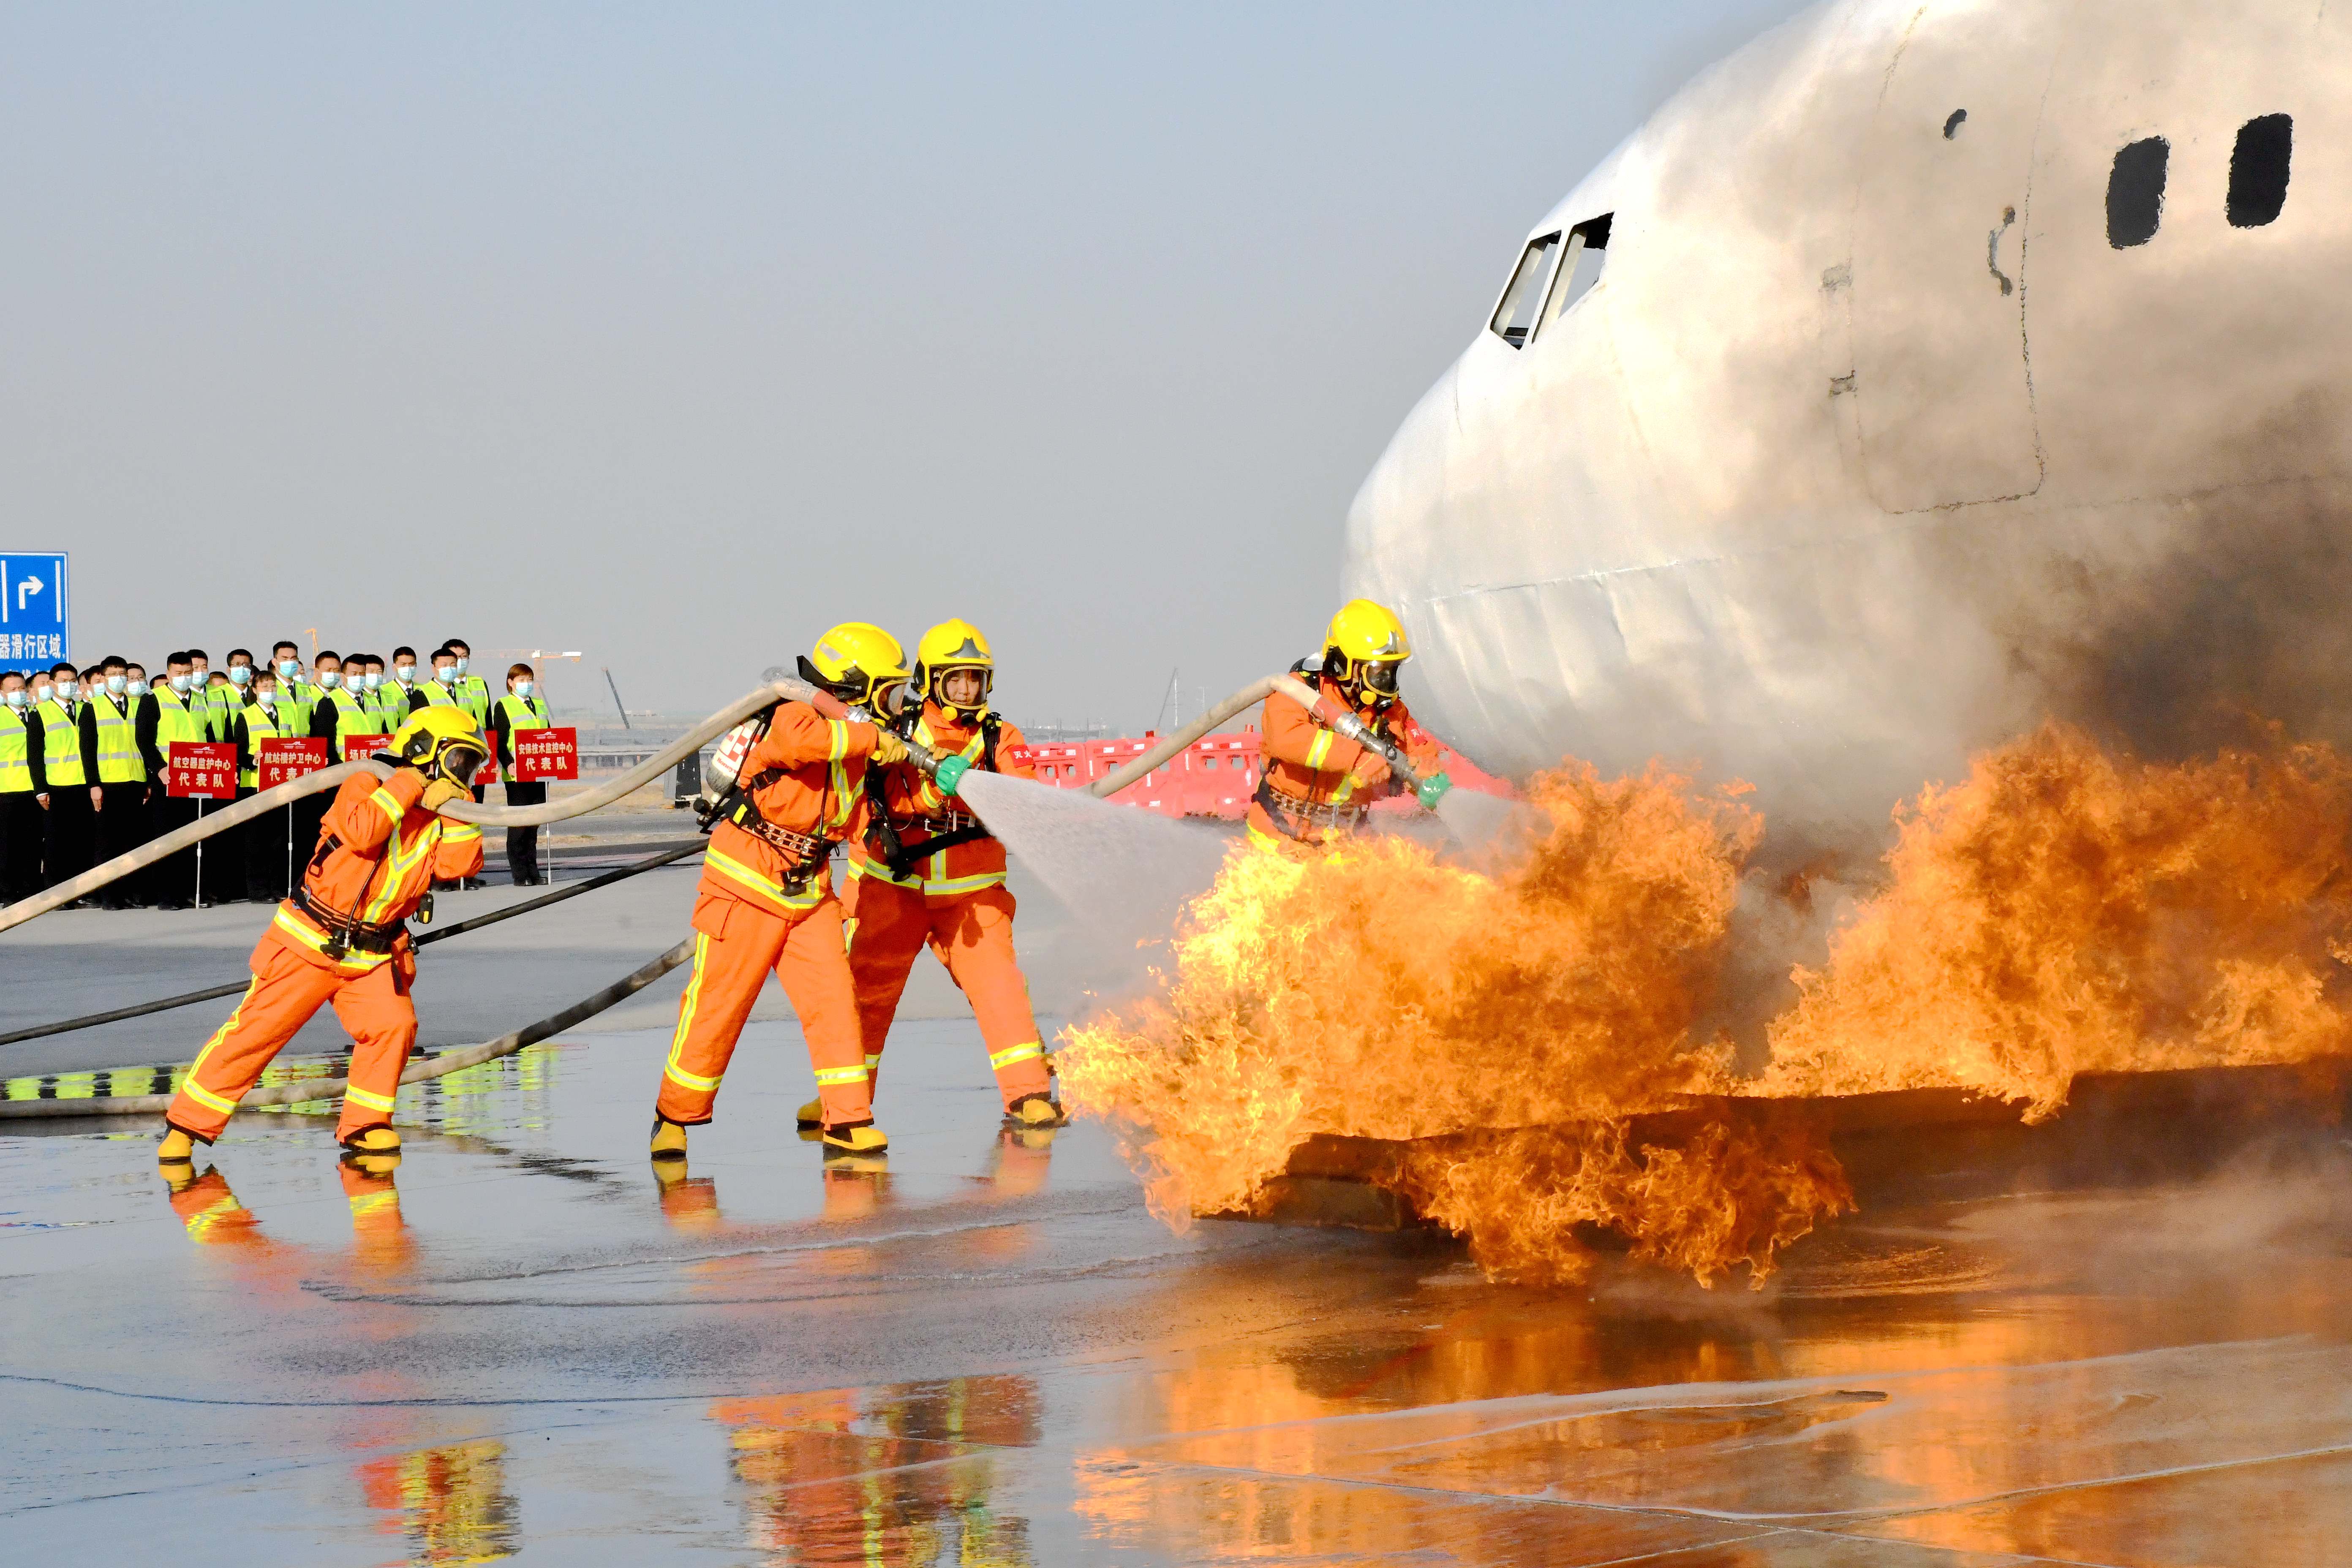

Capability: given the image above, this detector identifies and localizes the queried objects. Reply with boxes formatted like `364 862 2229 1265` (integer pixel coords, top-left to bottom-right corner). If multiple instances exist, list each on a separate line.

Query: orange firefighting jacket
263 768 484 977
1247 676 1443 844
701 700 882 916
847 700 1033 897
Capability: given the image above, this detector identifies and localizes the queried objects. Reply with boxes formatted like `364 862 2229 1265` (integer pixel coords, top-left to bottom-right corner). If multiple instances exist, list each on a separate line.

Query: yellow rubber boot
341 1126 401 1154
650 1117 689 1160
1004 1093 1065 1130
157 1126 195 1164
342 1149 402 1178
794 1097 825 1129
821 1121 888 1155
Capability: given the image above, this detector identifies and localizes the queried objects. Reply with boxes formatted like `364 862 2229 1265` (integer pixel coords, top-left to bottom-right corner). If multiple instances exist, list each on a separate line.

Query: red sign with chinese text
166 742 238 800
342 734 390 762
510 727 579 782
256 737 331 789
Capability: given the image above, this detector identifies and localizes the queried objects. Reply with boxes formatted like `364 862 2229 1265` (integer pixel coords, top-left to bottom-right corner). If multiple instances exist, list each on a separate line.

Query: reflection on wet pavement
358 1437 518 1565
6 1021 2352 1565
717 1377 1039 1565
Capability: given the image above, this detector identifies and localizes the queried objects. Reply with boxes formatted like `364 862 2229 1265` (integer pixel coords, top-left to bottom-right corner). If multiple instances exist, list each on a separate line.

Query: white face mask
105 674 127 695
3 690 23 709
452 656 469 676
257 691 277 709
229 666 251 686
55 680 77 700
170 674 192 694
512 681 534 700
318 670 340 689
394 664 416 684
32 685 52 705
362 671 382 690
127 680 148 697
434 666 455 684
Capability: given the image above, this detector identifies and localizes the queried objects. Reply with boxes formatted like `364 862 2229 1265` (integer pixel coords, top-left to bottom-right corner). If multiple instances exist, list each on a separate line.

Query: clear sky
3 2 1804 727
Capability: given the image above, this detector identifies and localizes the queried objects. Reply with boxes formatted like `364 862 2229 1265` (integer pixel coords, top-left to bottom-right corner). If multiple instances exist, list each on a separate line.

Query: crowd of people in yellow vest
0 636 564 908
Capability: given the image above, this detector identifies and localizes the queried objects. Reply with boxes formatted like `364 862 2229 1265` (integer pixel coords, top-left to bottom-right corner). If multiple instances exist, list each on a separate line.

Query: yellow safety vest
496 693 548 732
0 708 29 793
419 680 458 708
204 681 240 743
237 702 289 789
278 678 318 737
324 686 389 741
454 675 493 731
154 686 204 748
91 693 143 784
35 698 85 787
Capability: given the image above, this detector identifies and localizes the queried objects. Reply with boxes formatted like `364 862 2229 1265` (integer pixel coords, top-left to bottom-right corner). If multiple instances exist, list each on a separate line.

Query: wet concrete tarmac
7 884 2352 1563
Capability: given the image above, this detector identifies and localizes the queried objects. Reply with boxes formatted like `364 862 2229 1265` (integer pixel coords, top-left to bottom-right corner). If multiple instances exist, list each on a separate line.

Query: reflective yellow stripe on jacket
705 844 826 911
271 905 397 972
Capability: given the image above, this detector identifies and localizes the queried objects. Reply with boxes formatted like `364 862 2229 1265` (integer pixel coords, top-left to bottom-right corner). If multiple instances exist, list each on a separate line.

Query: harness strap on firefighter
866 710 1002 878
290 882 406 956
715 784 832 894
1253 774 1372 839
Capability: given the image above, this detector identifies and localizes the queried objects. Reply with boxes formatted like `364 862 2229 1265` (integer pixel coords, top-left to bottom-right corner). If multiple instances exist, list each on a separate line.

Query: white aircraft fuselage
1346 0 2352 851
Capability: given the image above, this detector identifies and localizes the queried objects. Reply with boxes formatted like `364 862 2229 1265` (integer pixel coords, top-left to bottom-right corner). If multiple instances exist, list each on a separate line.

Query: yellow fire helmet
1322 598 1413 702
389 705 488 783
915 618 994 719
799 622 910 712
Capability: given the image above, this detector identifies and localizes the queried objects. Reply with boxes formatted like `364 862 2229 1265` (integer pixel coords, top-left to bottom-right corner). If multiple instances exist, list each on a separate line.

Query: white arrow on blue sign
0 553 70 667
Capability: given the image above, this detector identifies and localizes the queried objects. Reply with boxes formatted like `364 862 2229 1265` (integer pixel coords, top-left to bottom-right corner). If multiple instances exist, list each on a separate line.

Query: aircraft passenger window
2106 137 2168 248
1549 213 1613 321
1489 232 1562 347
2228 114 2292 227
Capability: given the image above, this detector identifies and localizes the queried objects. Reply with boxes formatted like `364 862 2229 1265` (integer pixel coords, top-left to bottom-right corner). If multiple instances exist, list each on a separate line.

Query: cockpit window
1549 213 1612 321
1489 232 1562 348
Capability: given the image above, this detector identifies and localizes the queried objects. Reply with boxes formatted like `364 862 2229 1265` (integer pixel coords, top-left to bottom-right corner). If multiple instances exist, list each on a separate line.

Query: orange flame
1395 1111 1852 1288
1058 764 1850 1286
1761 721 2352 1116
1064 723 2352 1289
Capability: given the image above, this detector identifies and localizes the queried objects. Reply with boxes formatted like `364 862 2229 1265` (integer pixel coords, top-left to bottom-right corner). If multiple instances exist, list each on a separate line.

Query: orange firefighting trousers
846 880 1050 1108
167 940 416 1143
658 889 871 1128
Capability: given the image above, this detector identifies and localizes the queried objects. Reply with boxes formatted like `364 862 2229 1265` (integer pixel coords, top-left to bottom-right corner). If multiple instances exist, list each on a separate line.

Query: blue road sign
0 553 69 667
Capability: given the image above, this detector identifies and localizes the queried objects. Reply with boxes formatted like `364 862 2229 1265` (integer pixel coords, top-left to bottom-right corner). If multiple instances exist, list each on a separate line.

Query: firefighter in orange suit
1249 599 1446 850
822 618 1061 1132
154 708 487 1163
651 624 910 1160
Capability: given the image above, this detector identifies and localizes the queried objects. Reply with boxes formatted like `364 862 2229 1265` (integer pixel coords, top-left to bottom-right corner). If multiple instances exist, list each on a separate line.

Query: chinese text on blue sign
0 553 69 667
